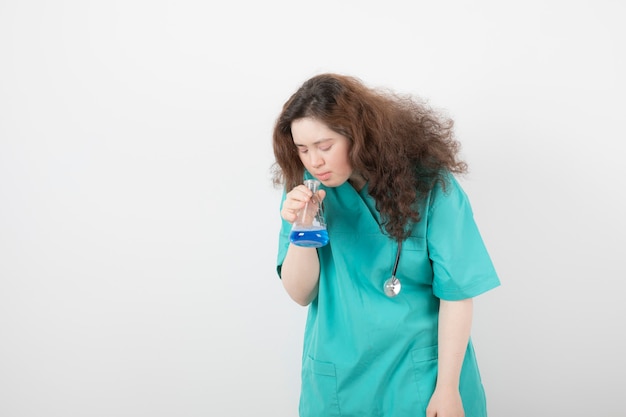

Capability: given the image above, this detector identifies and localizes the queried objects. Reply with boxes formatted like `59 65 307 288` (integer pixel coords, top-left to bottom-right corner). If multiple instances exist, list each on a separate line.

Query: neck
349 174 367 191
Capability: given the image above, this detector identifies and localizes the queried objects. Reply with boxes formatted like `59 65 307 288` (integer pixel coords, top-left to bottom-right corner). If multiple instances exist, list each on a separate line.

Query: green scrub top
276 173 500 417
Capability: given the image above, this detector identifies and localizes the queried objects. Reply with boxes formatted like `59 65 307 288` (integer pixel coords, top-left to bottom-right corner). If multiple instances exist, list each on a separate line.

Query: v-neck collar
324 181 383 235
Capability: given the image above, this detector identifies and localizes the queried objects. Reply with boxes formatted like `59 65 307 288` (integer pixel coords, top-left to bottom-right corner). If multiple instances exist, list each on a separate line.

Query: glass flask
289 179 329 248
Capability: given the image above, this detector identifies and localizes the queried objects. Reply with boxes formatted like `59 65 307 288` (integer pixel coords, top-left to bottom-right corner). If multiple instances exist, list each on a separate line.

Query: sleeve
276 189 292 278
427 174 501 300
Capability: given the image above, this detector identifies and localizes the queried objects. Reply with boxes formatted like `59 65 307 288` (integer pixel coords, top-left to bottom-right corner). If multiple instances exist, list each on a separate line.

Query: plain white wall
1 0 624 416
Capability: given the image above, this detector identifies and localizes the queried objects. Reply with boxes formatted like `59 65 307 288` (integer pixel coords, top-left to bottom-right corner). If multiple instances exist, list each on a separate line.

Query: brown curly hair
271 73 467 241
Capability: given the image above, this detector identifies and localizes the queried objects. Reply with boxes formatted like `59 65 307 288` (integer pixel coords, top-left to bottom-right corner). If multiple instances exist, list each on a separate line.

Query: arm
426 298 473 417
279 185 326 306
281 244 320 306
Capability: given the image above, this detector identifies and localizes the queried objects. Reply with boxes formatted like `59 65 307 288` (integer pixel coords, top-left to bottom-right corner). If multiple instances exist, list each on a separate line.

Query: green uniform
276 173 500 417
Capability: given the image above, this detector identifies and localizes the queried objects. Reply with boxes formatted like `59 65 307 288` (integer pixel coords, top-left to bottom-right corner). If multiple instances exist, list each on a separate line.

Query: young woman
272 73 500 417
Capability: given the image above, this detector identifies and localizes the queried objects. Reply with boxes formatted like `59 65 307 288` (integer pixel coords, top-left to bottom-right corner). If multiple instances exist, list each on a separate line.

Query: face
291 117 353 187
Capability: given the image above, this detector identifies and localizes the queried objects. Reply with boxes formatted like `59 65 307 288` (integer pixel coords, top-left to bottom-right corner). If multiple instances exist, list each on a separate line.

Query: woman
271 73 500 417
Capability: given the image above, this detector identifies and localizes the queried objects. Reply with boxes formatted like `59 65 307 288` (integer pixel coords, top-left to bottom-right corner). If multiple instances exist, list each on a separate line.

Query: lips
316 172 331 181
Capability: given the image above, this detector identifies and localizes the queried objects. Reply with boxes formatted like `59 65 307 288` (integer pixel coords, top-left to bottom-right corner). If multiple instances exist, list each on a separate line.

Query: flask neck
303 179 321 193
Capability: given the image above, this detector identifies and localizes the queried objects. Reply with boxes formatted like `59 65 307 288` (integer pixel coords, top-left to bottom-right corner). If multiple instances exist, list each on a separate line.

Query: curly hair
271 73 467 241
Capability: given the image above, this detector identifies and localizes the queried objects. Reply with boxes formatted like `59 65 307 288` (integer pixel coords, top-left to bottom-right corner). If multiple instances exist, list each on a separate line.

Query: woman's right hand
281 184 326 224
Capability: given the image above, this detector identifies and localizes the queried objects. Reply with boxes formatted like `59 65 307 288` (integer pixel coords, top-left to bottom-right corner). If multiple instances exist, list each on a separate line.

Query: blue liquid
289 227 329 248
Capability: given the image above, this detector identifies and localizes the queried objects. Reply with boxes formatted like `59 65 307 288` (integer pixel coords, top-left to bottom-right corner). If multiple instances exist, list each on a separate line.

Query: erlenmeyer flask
289 179 329 248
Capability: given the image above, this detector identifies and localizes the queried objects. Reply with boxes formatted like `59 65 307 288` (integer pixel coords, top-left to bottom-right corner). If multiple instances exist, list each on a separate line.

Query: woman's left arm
426 298 473 417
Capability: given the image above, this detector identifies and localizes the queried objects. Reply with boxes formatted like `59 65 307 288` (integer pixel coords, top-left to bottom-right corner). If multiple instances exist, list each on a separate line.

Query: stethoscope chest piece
383 276 401 297
383 240 403 298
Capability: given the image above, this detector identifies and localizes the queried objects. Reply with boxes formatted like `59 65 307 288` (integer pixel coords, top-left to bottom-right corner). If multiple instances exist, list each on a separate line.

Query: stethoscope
383 240 402 297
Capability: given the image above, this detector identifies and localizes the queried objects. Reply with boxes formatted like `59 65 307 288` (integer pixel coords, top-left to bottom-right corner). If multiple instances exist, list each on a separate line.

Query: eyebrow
293 138 334 147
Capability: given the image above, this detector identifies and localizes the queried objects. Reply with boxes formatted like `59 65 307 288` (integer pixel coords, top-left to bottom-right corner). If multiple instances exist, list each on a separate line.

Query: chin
320 178 347 188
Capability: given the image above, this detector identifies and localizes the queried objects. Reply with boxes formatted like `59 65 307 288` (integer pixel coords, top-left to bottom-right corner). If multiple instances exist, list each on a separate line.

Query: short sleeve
427 175 500 300
276 189 292 278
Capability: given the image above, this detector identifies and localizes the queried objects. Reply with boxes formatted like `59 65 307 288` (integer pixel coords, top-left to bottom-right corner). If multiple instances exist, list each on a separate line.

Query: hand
281 184 326 224
426 385 464 417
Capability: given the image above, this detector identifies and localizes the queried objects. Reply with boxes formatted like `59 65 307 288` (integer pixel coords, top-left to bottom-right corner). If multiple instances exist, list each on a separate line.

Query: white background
1 1 624 416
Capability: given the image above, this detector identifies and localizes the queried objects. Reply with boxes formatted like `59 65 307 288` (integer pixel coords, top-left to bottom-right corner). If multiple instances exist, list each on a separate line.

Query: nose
309 151 324 168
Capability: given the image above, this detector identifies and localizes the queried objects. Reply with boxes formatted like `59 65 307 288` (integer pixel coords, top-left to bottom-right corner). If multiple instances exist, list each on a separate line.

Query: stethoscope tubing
383 240 403 297
391 240 402 278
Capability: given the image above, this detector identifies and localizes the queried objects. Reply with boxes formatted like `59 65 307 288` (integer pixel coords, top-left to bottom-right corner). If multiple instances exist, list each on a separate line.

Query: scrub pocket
299 356 341 417
397 236 433 287
411 345 438 412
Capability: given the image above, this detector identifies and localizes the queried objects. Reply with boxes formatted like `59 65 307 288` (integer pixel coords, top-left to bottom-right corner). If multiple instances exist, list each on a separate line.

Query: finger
281 210 297 223
281 205 299 223
281 199 305 222
316 189 326 203
290 185 313 202
287 199 305 212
